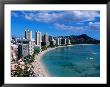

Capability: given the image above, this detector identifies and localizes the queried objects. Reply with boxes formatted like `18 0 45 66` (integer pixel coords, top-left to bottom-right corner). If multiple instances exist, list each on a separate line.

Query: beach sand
32 47 57 77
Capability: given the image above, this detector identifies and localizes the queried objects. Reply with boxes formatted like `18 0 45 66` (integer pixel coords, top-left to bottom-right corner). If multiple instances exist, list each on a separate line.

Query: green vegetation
11 65 35 77
49 45 55 48
34 47 40 54
11 53 36 77
23 54 35 64
12 46 44 77
70 40 76 44
70 34 100 44
11 47 38 77
41 45 47 51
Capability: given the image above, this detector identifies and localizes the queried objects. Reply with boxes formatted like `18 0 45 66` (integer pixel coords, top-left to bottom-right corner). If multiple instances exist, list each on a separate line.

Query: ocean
41 44 100 77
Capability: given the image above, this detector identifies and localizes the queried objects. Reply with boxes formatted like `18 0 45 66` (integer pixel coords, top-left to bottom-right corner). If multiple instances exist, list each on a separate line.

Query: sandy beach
32 47 57 77
32 45 74 77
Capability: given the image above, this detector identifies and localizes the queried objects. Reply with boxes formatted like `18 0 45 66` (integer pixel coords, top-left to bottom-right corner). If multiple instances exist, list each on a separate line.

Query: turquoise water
41 44 100 77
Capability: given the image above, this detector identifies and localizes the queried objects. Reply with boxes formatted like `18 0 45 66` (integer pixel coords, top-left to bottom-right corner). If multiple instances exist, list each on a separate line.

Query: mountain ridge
56 34 100 44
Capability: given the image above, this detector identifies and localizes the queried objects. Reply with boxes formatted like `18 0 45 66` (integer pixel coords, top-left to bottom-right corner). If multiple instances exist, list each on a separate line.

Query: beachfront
32 45 74 77
32 47 57 77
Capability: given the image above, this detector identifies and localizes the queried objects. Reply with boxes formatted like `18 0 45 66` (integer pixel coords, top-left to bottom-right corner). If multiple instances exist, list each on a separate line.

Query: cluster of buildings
11 29 71 74
11 30 71 63
11 30 71 60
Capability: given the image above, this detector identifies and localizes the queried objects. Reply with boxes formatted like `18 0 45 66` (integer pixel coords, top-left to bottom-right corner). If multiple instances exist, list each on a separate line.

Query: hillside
57 34 100 44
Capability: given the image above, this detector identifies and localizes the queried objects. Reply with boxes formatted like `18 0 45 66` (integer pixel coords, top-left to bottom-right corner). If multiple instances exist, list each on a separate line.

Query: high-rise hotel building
18 39 34 58
42 32 48 42
18 30 34 58
66 39 71 45
59 38 62 45
35 31 42 46
25 30 32 40
61 38 66 45
42 32 50 46
55 38 60 46
55 38 62 46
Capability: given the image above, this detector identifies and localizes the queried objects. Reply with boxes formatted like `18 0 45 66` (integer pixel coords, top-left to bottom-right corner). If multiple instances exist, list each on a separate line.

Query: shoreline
32 47 57 77
32 45 74 77
76 44 99 45
32 44 98 77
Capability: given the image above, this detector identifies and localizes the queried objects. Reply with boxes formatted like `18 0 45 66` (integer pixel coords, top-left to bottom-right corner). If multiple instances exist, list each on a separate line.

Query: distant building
28 41 34 55
59 38 62 45
41 41 50 47
49 36 54 42
66 39 71 45
11 44 18 62
61 38 66 45
42 32 48 42
53 39 56 45
25 30 32 40
18 44 28 58
11 37 20 44
35 31 42 46
55 38 60 45
49 41 54 46
18 39 34 58
34 45 41 49
42 33 50 46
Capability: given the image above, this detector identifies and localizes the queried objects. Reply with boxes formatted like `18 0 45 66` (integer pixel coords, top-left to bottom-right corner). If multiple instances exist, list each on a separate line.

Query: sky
11 10 100 40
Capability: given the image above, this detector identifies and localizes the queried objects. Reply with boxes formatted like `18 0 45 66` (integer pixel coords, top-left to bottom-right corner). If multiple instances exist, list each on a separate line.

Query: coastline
32 44 98 77
32 45 74 77
76 44 99 45
32 47 57 77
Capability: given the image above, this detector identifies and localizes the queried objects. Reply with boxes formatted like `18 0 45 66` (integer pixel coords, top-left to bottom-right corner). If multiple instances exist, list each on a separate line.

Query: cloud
88 22 100 29
34 12 63 23
65 11 100 22
11 12 18 17
20 11 64 23
54 23 84 32
21 12 34 21
12 11 99 23
54 22 100 34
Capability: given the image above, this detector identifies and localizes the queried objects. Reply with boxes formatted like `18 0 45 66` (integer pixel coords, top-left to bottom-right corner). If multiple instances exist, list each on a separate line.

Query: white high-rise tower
35 31 42 46
25 30 32 40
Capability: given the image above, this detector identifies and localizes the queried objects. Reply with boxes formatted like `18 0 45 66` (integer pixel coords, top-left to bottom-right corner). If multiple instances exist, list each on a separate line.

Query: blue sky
11 10 100 40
